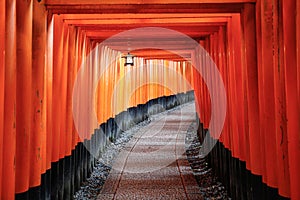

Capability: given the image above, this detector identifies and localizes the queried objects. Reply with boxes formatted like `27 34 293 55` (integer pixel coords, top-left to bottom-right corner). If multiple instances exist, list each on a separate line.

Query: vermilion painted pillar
214 32 221 140
178 61 183 93
2 0 17 198
298 0 300 104
191 51 200 116
159 61 164 96
76 32 88 140
147 60 153 100
226 19 235 153
209 33 216 138
217 27 226 146
242 3 262 175
216 29 229 149
72 27 81 148
232 15 247 162
85 40 92 140
214 31 222 142
103 51 109 122
197 56 202 118
204 38 211 129
201 40 207 128
59 24 69 158
66 25 76 156
46 16 53 170
98 48 105 124
15 0 33 193
258 0 279 187
52 15 64 162
255 0 267 183
143 59 148 103
262 0 290 196
228 18 240 158
185 61 192 91
282 0 300 199
274 0 290 196
30 0 47 187
107 63 114 119
195 50 202 117
200 48 206 127
0 0 5 197
189 60 194 93
136 59 141 104
96 47 102 123
240 9 251 169
130 61 135 106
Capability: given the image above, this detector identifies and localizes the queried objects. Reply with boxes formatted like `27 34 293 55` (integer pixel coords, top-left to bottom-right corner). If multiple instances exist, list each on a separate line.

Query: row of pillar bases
197 120 290 200
16 91 195 200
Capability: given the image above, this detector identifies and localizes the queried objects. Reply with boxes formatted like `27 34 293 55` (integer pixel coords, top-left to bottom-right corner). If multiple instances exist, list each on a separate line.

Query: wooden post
15 0 33 193
274 0 290 196
2 0 17 197
259 0 279 187
66 25 76 157
242 3 262 175
46 15 54 171
31 0 47 187
0 0 5 196
52 15 64 162
282 0 300 199
59 23 69 158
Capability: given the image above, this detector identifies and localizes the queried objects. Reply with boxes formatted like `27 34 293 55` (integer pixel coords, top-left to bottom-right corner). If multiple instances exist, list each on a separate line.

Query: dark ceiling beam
60 13 234 20
72 23 226 30
63 17 229 25
46 3 246 14
45 0 256 4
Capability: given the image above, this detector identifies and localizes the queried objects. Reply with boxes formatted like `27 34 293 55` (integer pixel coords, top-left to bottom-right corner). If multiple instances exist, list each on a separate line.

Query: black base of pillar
16 91 195 200
196 118 290 200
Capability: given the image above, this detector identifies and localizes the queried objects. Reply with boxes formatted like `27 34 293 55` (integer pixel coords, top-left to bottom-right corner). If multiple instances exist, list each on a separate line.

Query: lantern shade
123 52 134 66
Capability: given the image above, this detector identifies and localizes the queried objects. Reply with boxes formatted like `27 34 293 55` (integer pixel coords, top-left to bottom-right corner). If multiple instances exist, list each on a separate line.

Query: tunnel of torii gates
0 0 299 199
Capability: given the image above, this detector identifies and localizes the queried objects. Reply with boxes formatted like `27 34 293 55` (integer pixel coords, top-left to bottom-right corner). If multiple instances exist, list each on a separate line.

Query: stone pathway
97 103 203 200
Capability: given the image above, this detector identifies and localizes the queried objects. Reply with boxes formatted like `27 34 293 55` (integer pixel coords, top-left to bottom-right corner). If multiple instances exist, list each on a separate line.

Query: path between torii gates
97 102 203 200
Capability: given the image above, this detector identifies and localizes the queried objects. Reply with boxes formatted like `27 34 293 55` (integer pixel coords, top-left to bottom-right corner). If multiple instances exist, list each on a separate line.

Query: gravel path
74 102 230 200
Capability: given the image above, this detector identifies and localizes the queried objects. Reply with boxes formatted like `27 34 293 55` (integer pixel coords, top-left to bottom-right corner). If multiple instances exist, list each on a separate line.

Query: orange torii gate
0 0 299 199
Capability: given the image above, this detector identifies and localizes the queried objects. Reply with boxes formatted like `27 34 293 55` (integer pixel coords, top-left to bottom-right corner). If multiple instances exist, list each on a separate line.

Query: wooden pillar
2 0 17 198
258 0 278 187
96 46 102 123
282 0 300 199
30 0 47 187
226 19 234 154
273 0 290 196
209 33 216 139
217 27 228 147
297 0 300 104
241 3 262 175
191 50 201 117
15 0 33 194
72 27 81 148
66 25 76 157
0 0 5 197
46 15 53 170
59 23 69 158
240 6 251 171
254 0 266 181
52 15 64 162
203 37 211 129
227 18 240 158
232 15 246 162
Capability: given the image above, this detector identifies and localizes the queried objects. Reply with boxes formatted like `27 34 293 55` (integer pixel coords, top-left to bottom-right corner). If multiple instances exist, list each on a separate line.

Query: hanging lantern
122 52 135 67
